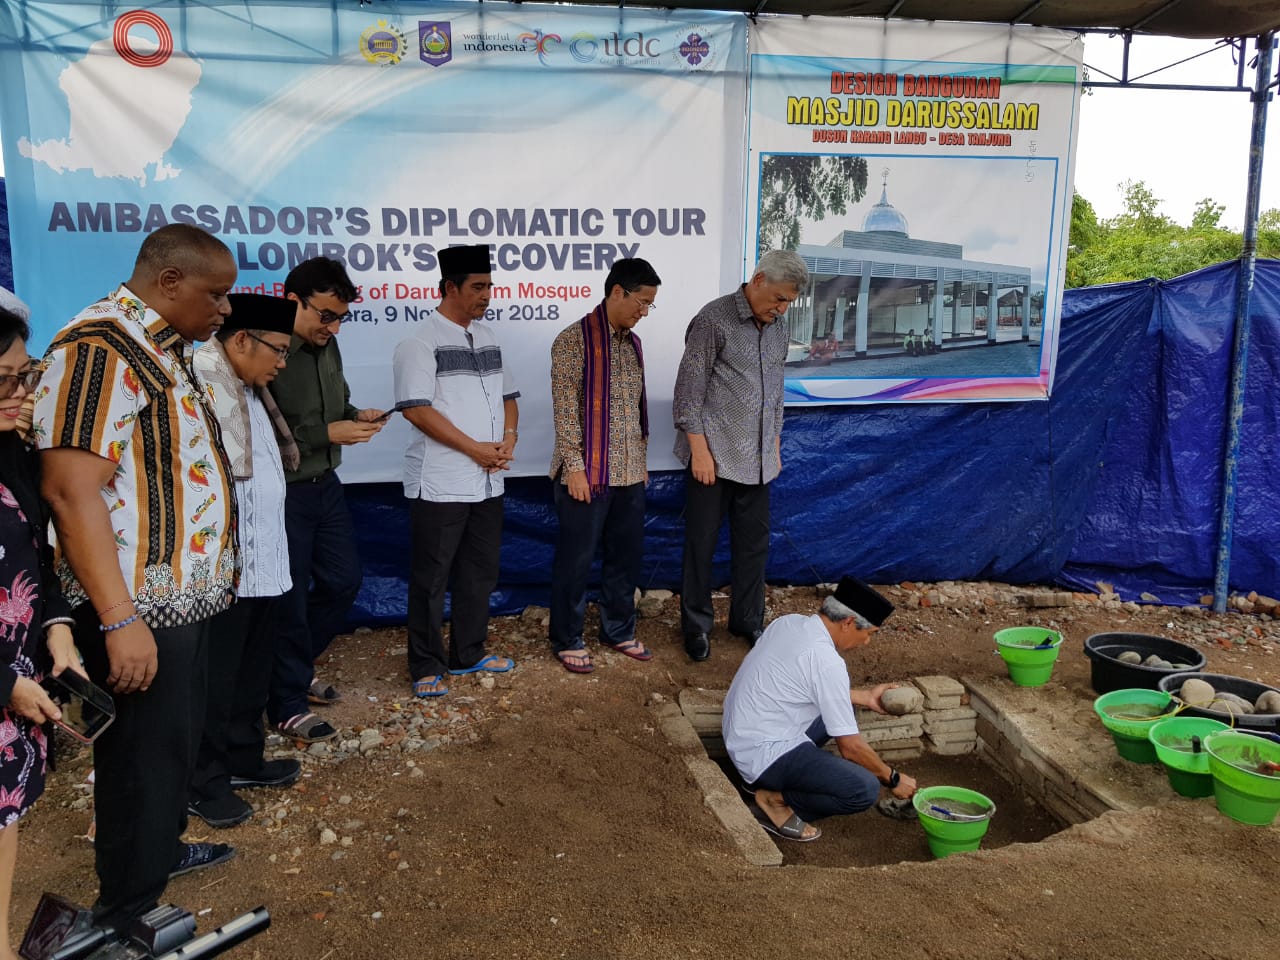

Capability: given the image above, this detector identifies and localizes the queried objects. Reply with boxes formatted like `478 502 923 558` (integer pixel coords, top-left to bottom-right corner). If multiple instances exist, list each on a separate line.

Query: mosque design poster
0 0 746 479
747 17 1083 403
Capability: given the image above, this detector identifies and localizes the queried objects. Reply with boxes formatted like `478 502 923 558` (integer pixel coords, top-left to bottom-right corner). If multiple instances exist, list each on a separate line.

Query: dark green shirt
268 334 359 482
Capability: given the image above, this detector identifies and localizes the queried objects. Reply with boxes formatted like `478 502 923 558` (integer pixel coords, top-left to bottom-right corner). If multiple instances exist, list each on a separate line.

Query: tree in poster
757 155 869 251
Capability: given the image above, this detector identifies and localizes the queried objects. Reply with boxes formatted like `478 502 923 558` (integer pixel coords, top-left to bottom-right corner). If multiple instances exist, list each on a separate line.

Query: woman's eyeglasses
0 367 42 399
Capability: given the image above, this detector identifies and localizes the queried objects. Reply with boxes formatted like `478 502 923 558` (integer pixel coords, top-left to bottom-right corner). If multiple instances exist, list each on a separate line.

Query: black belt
288 469 333 485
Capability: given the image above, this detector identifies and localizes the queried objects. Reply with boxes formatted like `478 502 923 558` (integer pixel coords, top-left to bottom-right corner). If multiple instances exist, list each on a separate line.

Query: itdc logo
419 21 452 67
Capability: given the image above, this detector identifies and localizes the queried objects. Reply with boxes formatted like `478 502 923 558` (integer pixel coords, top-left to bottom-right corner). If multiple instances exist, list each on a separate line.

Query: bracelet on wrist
98 599 134 619
100 614 140 633
42 616 77 630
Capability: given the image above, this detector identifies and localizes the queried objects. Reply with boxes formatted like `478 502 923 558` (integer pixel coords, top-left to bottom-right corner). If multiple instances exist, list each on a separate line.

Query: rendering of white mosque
787 174 1043 362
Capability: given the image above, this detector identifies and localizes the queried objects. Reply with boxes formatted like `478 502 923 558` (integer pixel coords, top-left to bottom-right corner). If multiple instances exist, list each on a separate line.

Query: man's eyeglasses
626 290 656 312
0 367 41 399
302 297 350 326
243 331 290 360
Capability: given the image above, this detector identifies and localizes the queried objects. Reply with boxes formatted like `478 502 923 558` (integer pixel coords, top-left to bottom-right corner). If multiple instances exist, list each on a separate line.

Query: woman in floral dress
0 291 84 960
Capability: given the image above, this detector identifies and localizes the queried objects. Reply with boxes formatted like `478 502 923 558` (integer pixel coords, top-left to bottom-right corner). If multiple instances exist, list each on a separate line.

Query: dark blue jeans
549 480 645 653
747 717 880 822
269 471 362 724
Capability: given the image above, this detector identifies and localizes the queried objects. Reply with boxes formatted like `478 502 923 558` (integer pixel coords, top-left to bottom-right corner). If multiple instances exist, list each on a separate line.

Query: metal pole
1213 32 1275 613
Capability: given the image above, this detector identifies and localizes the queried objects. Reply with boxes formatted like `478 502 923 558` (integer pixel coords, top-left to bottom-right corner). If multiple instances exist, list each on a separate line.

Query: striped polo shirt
393 313 519 503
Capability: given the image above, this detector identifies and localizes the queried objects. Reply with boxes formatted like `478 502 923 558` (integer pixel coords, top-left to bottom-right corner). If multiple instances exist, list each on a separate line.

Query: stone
1117 651 1142 664
643 589 674 601
881 687 924 715
1214 691 1254 715
520 605 550 626
1179 678 1216 707
1139 592 1160 603
308 742 332 758
636 597 665 619
1254 690 1280 713
1200 594 1215 607
479 675 496 691
319 828 337 845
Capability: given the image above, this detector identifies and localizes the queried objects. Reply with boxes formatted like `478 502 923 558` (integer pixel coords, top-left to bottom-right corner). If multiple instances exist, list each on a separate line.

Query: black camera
20 893 269 960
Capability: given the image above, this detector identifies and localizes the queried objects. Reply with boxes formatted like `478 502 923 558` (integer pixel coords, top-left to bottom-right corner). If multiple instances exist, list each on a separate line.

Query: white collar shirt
722 613 860 784
393 314 519 503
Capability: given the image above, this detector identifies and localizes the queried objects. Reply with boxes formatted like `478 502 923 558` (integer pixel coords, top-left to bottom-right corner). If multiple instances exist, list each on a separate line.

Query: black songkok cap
833 575 895 626
225 294 295 336
439 244 493 277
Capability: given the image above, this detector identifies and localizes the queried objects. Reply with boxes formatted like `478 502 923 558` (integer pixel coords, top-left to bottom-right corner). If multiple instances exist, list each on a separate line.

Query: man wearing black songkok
721 575 919 842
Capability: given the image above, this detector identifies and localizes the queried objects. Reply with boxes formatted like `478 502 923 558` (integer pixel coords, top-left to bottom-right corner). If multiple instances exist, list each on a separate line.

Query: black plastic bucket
1157 671 1280 732
1083 633 1207 695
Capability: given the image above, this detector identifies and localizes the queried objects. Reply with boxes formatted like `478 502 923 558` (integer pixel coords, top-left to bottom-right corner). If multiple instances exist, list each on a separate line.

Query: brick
877 744 925 761
657 711 705 753
931 737 977 752
913 675 965 701
923 706 977 723
974 714 1000 748
923 718 978 736
863 726 924 744
929 740 976 756
872 737 924 751
860 714 924 732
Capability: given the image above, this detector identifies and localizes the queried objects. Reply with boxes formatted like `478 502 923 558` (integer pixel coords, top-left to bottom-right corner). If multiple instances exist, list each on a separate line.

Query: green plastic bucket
994 627 1064 687
1150 716 1228 798
912 786 996 859
1092 688 1174 763
1205 731 1280 826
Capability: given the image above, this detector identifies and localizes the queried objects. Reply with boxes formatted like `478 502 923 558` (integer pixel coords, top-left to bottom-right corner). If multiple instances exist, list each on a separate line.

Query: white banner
746 17 1081 403
0 0 747 479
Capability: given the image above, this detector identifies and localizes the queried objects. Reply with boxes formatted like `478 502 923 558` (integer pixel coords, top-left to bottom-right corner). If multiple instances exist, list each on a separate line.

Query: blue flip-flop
448 655 514 676
413 675 449 698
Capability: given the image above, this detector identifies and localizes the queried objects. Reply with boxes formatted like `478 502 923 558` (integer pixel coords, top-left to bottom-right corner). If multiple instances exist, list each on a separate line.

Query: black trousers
73 603 210 927
407 496 503 679
680 472 771 638
191 596 279 802
269 471 362 724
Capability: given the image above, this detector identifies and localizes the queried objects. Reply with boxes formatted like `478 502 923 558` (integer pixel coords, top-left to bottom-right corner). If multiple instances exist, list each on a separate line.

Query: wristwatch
881 768 901 789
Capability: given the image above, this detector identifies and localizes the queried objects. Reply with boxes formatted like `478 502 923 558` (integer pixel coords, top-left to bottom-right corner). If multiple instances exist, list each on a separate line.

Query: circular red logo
112 10 173 68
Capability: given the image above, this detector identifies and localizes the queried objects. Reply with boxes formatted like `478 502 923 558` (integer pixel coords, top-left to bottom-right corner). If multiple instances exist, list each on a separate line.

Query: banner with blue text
0 0 746 479
747 17 1081 403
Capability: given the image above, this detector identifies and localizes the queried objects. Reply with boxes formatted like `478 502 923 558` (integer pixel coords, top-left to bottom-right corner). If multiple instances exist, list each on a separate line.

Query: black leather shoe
684 633 710 662
188 793 252 829
732 629 764 648
230 758 302 790
170 842 236 879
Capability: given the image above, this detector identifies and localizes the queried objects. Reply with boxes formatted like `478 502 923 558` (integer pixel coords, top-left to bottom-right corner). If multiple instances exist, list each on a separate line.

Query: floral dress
0 478 47 828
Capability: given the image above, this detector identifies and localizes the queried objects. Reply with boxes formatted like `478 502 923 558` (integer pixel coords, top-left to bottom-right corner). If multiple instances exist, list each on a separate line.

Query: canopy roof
573 1 1280 39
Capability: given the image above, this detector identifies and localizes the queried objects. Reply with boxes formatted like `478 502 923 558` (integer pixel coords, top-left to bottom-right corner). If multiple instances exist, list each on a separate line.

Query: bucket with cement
1093 688 1174 763
994 627 1063 687
913 786 996 859
1149 716 1228 797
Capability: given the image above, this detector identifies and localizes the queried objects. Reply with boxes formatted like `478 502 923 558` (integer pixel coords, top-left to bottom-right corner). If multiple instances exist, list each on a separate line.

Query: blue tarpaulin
1 176 1276 620
352 259 1280 622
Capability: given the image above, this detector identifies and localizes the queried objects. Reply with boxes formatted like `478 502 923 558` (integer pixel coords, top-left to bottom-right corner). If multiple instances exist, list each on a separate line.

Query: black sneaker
170 842 236 879
229 758 302 790
187 793 252 829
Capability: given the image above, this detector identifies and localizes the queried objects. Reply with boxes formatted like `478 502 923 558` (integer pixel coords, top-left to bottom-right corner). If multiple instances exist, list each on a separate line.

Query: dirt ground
13 583 1280 960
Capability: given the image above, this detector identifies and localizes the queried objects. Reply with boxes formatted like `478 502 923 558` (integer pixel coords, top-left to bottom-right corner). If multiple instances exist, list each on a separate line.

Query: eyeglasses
243 331 290 360
0 367 41 399
302 297 350 326
626 290 656 312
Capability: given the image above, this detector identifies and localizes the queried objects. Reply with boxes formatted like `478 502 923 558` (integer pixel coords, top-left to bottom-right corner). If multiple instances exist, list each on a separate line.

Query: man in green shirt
267 257 387 742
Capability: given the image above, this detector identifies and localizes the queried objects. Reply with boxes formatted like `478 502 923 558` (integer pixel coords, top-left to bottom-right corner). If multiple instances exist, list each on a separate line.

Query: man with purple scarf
547 259 661 673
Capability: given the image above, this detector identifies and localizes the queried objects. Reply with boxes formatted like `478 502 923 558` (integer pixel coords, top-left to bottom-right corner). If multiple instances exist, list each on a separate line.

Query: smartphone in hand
40 671 116 743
